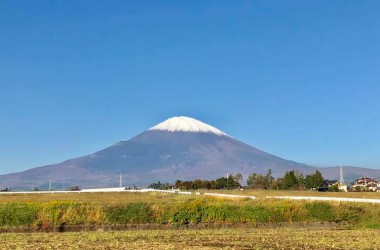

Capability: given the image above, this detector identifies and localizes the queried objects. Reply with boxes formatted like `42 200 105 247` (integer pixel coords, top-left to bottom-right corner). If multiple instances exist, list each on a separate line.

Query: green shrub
304 202 334 221
334 204 362 223
0 203 38 227
171 199 204 225
0 198 379 229
105 202 152 224
203 203 240 223
242 205 270 223
266 200 304 222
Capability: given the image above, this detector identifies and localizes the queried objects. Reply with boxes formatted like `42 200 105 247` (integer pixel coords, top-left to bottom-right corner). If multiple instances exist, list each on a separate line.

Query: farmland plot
0 229 379 249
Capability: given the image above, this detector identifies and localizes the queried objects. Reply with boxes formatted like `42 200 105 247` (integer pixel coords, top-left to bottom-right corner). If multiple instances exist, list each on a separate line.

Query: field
1 191 380 249
1 228 380 249
1 189 379 204
0 191 184 204
0 191 380 230
205 189 380 199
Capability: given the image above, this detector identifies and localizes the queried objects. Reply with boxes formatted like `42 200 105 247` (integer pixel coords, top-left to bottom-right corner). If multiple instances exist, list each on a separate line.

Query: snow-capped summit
148 116 229 136
0 115 330 189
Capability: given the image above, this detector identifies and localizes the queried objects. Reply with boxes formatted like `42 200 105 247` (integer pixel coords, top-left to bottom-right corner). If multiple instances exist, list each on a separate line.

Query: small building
352 177 379 191
326 180 339 186
338 184 348 192
317 180 339 192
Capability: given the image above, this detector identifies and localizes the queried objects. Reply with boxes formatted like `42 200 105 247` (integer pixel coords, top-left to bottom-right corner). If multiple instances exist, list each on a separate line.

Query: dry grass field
0 191 380 249
0 192 186 204
205 189 380 199
1 228 379 249
0 190 379 204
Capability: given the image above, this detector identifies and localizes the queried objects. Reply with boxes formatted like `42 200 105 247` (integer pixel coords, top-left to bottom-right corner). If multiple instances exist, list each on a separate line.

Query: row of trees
147 181 173 190
246 169 324 190
148 174 242 190
148 170 325 191
175 175 241 190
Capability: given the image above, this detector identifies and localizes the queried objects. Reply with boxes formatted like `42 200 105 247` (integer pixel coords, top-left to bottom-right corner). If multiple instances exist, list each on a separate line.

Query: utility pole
339 164 344 185
49 179 52 191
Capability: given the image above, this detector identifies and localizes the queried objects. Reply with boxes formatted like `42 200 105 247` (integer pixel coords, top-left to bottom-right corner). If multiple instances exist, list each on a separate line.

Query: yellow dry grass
0 190 379 204
0 228 379 249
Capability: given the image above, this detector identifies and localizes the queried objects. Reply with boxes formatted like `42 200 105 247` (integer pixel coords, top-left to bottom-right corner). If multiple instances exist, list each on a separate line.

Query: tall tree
305 170 324 189
215 177 228 189
314 170 324 188
233 172 243 183
227 175 240 189
246 169 273 189
247 173 262 189
283 171 298 189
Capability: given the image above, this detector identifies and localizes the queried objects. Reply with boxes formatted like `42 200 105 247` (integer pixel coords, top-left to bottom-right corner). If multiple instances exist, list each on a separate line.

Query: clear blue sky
1 1 379 174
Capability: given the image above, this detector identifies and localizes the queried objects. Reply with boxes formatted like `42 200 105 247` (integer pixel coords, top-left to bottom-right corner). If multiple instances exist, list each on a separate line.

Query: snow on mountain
2 115 378 189
148 116 230 136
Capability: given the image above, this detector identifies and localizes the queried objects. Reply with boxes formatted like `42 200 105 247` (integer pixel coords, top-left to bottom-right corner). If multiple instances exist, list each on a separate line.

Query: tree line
148 174 242 190
148 170 325 191
246 169 324 190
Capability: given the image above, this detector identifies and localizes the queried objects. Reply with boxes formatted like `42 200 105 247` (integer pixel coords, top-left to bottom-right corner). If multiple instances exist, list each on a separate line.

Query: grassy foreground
1 190 379 204
1 195 380 230
1 228 380 249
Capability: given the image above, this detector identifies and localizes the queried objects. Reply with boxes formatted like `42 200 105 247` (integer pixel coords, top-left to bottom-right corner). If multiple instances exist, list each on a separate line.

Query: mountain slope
1 116 378 189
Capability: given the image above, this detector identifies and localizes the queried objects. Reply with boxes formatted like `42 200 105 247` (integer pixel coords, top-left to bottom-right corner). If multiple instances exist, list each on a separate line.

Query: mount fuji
1 116 378 189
